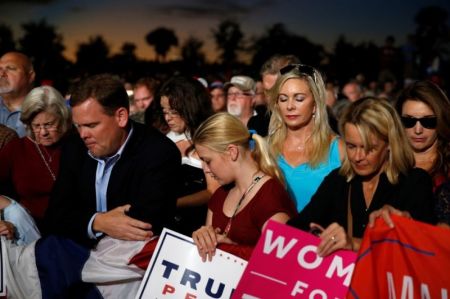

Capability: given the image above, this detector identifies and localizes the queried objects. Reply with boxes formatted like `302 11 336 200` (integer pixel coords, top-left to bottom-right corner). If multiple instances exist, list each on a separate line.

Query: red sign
348 215 450 299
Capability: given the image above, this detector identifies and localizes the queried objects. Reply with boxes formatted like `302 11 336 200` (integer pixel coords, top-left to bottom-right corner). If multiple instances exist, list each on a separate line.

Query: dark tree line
0 5 448 94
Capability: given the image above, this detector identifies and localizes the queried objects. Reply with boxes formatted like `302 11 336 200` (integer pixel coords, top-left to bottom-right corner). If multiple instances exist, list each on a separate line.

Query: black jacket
44 121 182 247
288 167 435 238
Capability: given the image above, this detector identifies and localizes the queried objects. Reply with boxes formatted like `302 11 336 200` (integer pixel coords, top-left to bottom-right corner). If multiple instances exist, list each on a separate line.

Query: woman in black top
158 76 220 235
288 97 435 256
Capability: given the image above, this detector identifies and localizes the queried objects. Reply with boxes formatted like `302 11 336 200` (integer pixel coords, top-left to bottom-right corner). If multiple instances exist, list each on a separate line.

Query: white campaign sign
135 228 247 299
0 236 6 296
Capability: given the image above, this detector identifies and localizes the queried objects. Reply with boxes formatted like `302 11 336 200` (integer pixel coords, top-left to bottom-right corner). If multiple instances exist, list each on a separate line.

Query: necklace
297 143 306 151
33 140 56 181
41 146 54 162
223 173 266 237
296 135 311 151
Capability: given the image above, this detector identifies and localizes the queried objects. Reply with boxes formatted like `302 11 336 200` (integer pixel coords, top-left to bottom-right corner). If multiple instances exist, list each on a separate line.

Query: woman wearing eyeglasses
158 76 221 236
0 86 72 238
267 64 345 212
288 97 435 256
395 80 450 192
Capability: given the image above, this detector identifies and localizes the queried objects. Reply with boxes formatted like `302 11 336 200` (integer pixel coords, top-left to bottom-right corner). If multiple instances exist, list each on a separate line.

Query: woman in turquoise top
268 64 344 211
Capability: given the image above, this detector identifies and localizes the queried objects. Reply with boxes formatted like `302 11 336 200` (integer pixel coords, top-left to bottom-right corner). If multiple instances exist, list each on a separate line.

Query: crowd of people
0 50 449 297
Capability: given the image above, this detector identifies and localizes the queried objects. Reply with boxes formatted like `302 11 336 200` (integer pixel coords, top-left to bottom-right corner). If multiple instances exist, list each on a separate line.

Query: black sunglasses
279 64 316 77
401 116 437 129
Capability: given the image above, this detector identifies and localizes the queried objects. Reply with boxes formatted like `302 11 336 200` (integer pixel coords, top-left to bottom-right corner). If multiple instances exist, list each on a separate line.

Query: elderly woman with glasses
0 86 72 239
288 97 435 256
267 64 345 212
395 80 450 192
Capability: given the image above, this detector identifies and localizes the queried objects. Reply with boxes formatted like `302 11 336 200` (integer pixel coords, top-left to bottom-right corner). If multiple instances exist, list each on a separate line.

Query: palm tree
76 35 110 75
145 27 178 62
181 36 205 66
19 19 68 86
211 20 243 65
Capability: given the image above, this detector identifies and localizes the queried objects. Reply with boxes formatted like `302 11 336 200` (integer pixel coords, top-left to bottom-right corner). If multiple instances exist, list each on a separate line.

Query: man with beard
225 75 256 126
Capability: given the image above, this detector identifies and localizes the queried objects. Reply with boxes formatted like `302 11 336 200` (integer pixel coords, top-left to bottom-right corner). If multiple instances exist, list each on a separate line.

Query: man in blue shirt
45 74 182 248
0 52 35 137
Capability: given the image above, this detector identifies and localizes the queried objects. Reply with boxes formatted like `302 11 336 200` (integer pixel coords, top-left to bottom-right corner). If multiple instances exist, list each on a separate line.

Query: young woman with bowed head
192 113 297 261
267 64 345 212
288 97 435 257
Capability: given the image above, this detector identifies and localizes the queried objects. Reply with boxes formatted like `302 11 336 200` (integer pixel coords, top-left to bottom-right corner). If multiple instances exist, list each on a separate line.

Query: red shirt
209 178 296 245
0 137 61 221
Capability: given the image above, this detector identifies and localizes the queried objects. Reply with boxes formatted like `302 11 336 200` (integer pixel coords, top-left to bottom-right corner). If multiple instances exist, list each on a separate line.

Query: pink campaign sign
232 220 357 299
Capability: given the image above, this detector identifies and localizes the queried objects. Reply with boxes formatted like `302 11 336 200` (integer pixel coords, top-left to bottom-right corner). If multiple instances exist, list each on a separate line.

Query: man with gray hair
0 51 35 137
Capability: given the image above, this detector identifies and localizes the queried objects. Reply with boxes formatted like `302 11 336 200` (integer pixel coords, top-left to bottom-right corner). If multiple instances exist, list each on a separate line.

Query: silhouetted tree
145 27 178 62
19 19 68 86
212 19 244 65
413 6 450 86
356 42 380 83
251 23 292 66
251 23 324 71
181 36 205 72
330 35 360 85
120 42 137 58
0 24 15 54
76 35 110 75
111 42 138 81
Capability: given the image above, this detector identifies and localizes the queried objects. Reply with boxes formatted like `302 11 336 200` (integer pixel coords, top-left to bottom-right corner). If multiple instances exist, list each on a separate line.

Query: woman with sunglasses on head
192 113 297 261
267 64 345 212
288 97 435 256
395 80 450 192
0 86 72 240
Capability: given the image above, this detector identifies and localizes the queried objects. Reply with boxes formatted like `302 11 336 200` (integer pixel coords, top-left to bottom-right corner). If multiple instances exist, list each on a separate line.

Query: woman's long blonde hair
193 112 285 185
267 65 333 167
339 97 415 184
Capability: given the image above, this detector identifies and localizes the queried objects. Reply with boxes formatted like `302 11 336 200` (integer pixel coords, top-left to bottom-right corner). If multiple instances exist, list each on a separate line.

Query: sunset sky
1 0 449 62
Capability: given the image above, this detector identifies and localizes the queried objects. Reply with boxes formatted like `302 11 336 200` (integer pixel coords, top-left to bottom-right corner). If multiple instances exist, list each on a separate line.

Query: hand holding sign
233 220 357 299
310 222 354 257
193 226 237 262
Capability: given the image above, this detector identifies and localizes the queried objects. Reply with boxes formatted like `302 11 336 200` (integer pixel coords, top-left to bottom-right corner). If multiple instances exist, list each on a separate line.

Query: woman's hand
311 222 353 257
0 221 16 240
368 205 411 228
192 226 221 262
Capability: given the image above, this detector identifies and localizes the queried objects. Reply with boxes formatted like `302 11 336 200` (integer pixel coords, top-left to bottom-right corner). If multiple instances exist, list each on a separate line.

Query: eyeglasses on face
227 92 253 98
400 116 437 129
31 121 59 132
279 64 316 77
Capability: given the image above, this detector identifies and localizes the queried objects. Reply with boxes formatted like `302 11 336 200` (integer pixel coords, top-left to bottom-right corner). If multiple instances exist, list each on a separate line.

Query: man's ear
115 107 129 128
226 144 239 161
28 70 36 85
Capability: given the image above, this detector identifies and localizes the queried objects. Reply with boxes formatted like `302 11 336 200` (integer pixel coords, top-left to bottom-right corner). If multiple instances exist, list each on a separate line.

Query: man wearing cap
225 75 256 126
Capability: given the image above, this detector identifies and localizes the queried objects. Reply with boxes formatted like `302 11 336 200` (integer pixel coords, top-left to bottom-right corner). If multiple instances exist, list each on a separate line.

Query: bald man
0 52 35 137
